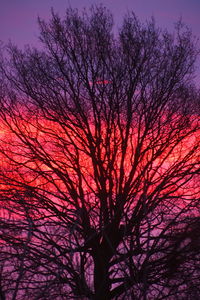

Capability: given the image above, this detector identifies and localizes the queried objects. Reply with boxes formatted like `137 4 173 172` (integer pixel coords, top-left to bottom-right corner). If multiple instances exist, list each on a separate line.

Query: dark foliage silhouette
0 6 199 299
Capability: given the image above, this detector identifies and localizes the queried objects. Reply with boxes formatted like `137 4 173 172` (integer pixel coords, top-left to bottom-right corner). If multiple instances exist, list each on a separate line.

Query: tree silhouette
0 6 200 299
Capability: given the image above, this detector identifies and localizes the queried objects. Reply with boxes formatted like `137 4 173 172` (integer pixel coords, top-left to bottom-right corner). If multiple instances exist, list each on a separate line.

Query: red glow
89 79 112 85
0 110 199 220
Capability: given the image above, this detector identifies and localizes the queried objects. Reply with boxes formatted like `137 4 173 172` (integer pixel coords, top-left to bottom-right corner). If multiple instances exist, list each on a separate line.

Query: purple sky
1 0 200 83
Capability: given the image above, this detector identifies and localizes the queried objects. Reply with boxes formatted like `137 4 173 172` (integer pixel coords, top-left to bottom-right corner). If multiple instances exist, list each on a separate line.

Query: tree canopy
0 6 200 300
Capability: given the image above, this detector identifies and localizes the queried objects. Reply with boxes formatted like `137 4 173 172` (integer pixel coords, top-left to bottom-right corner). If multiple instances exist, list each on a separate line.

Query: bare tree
0 6 200 299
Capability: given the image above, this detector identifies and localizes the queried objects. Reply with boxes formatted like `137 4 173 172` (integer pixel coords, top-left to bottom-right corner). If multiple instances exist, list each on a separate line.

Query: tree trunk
93 251 110 300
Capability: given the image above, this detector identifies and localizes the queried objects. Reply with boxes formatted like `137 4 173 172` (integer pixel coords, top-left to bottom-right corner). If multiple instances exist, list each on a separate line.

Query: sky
0 0 200 82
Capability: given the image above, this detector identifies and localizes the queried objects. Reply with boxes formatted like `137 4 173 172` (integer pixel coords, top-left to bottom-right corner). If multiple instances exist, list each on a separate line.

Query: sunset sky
1 0 200 83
